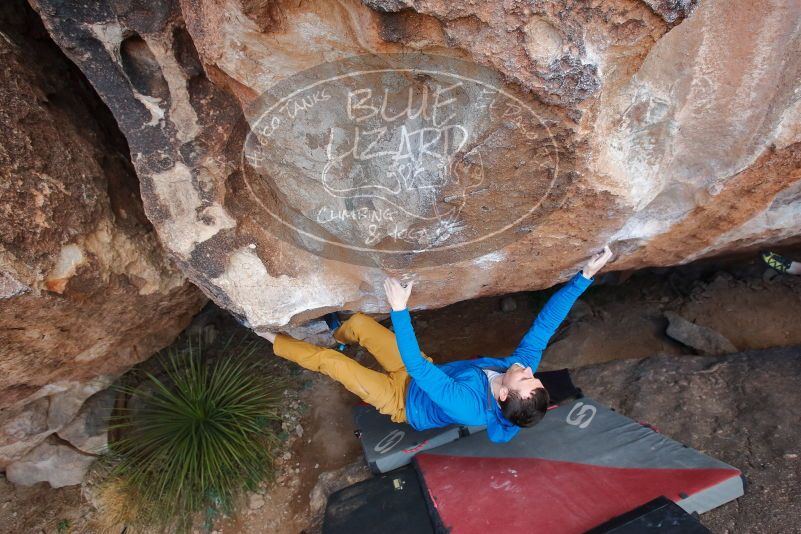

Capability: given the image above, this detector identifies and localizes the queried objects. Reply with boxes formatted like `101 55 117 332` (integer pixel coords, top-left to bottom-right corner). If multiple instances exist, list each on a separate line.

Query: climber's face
499 364 543 401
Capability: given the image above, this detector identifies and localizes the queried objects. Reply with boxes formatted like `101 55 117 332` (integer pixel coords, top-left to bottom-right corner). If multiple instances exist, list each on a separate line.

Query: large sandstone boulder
0 0 206 480
27 0 801 334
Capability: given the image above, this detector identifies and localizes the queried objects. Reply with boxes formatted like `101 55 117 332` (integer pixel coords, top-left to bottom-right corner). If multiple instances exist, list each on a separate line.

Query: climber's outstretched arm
507 246 614 369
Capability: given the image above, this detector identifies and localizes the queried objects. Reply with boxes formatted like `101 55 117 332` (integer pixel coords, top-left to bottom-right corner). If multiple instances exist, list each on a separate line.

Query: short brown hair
499 387 550 427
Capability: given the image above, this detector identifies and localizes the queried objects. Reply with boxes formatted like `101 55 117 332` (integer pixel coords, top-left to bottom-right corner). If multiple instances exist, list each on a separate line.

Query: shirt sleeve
506 271 593 370
390 308 479 409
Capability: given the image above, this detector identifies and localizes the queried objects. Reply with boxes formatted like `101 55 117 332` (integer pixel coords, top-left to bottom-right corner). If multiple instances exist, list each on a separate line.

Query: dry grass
84 477 148 534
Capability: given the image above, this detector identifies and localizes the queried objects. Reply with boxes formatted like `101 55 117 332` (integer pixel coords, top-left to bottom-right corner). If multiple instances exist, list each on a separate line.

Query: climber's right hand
582 245 614 279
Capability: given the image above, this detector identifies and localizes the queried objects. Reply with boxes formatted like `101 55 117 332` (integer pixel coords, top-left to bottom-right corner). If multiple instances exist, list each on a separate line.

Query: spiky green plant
106 336 282 532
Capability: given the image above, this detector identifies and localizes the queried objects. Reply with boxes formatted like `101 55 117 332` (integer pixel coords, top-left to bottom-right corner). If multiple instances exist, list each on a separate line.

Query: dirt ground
3 249 801 533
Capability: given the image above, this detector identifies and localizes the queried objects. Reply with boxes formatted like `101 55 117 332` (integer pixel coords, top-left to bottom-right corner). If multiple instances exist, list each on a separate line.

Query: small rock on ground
664 311 738 355
248 493 265 510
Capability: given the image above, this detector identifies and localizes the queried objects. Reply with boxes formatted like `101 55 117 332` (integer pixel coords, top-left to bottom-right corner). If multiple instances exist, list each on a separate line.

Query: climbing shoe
323 312 347 350
762 251 792 274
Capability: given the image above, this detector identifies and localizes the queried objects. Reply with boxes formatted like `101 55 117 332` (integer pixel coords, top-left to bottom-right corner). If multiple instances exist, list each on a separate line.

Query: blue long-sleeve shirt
390 271 593 442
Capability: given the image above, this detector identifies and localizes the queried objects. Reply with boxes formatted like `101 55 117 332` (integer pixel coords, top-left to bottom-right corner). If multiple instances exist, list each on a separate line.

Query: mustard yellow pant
274 313 430 423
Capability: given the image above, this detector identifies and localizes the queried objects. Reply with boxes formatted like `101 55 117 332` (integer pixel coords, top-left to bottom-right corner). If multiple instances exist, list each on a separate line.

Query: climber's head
498 364 550 427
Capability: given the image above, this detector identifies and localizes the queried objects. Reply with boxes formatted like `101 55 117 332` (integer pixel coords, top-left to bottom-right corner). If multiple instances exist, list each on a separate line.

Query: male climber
263 246 614 442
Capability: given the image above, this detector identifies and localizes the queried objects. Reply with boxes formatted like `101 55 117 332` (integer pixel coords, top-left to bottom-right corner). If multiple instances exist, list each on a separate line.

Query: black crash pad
322 465 435 534
586 496 711 533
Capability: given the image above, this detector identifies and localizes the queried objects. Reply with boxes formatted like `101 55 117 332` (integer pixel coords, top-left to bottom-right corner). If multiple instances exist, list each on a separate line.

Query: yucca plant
105 335 282 532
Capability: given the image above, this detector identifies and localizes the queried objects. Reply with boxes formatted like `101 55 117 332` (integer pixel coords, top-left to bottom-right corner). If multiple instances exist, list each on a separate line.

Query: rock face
0 0 206 481
26 0 801 333
5 436 98 488
572 346 801 533
57 388 117 455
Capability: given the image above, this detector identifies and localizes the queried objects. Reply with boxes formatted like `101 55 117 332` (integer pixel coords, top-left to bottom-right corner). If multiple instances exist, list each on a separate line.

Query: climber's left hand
383 277 414 312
